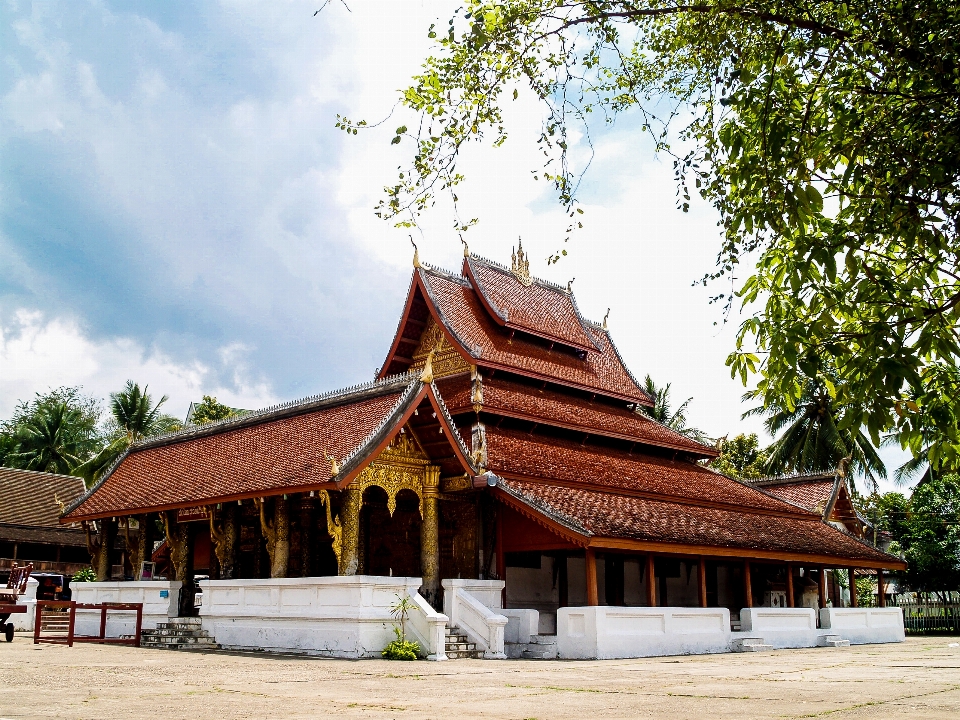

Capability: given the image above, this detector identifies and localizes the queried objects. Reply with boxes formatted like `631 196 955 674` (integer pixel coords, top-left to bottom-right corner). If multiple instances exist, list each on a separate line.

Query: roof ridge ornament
511 238 532 286
325 452 341 476
460 234 469 257
566 277 575 293
410 236 421 269
420 348 436 383
602 308 610 330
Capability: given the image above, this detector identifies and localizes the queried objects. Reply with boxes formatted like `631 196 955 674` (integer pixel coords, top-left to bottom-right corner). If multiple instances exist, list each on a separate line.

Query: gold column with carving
420 465 441 608
340 483 361 575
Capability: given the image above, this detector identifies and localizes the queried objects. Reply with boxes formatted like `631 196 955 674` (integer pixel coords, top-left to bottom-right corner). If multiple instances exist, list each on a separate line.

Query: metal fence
890 597 960 634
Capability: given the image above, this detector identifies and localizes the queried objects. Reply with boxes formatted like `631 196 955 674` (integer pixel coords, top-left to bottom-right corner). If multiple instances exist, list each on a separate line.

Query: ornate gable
409 317 472 379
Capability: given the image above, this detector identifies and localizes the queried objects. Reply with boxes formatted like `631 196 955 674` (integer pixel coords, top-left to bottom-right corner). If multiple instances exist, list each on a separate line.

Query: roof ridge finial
602 308 610 329
410 236 421 269
420 348 436 384
511 237 531 286
460 234 469 257
325 451 340 476
566 277 575 293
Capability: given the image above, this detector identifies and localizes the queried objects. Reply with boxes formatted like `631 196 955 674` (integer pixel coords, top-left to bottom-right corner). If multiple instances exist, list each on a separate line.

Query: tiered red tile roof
417 266 648 403
483 427 800 515
750 474 837 514
497 478 894 565
438 375 716 458
463 257 599 353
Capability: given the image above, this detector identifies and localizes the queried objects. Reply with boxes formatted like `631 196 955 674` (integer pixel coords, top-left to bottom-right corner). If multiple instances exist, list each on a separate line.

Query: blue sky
0 1 910 490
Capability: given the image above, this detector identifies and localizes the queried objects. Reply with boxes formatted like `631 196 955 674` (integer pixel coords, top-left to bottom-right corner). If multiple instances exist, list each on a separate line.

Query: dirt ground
1 635 958 719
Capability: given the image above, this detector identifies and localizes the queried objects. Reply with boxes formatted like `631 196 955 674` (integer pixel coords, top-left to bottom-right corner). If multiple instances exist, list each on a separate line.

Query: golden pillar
420 465 441 607
340 483 361 576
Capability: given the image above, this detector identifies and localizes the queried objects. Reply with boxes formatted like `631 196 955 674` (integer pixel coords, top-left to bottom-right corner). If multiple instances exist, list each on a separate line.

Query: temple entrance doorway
360 486 422 578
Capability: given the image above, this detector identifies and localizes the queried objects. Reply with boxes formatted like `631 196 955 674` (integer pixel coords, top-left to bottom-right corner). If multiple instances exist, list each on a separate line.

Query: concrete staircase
519 634 558 660
732 636 774 652
817 634 851 648
444 627 482 659
140 617 220 651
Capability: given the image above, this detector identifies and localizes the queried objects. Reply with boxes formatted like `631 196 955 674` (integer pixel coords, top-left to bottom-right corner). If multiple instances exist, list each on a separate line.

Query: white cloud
0 310 278 420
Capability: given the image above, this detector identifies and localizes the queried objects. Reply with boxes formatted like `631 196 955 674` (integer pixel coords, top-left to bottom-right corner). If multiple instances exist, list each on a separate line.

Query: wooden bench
0 562 33 642
34 601 143 647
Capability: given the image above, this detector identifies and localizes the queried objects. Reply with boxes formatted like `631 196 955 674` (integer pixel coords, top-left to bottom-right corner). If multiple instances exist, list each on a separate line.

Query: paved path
1 635 958 719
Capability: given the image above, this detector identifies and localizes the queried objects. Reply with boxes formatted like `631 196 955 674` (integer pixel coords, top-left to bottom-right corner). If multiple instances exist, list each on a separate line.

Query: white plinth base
199 576 444 659
557 606 732 660
71 581 181 638
820 607 905 644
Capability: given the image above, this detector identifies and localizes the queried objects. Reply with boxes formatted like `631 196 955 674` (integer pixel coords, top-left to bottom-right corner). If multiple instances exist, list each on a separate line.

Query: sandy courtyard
1 635 958 719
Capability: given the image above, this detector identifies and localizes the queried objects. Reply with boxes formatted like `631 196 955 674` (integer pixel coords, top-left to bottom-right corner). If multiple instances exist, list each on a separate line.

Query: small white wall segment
557 606 731 660
441 579 508 659
71 581 180 637
11 577 39 632
820 607 905 644
199 576 447 659
502 608 539 644
739 607 819 649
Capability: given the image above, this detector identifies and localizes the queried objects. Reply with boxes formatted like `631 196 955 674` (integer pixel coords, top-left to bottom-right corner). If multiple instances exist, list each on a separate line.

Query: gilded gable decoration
511 239 532 286
351 429 439 517
410 317 471 379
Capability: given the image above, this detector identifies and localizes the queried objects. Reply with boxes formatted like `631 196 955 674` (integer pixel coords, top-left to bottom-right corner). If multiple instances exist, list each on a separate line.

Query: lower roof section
62 374 474 522
495 478 904 569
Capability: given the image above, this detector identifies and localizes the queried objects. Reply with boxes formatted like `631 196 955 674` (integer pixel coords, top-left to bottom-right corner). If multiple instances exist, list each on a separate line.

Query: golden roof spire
511 238 532 286
325 452 340 476
410 236 421 269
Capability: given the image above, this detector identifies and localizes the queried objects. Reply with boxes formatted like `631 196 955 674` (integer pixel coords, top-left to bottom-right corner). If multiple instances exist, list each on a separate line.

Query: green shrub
71 567 97 582
382 595 421 660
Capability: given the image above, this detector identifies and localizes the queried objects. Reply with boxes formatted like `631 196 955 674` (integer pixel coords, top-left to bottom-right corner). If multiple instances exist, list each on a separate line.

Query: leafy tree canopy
744 374 885 486
346 1 960 472
0 387 103 474
709 433 768 479
899 473 960 594
73 381 181 486
640 375 709 442
189 395 239 426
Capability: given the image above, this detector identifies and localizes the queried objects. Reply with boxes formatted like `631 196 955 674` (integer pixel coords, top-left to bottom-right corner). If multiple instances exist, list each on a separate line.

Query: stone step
733 637 773 652
526 634 557 646
521 648 557 660
445 642 477 652
144 628 213 638
445 649 483 659
818 635 851 648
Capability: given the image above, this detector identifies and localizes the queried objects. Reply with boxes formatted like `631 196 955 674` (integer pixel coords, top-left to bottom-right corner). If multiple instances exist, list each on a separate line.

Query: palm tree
5 402 88 474
744 380 886 488
641 375 709 442
74 381 180 485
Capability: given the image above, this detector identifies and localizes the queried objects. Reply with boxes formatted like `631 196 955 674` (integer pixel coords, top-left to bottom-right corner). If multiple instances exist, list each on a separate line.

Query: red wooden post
877 569 886 607
67 602 76 648
496 515 506 607
818 568 828 609
786 563 795 607
849 568 858 607
585 548 599 606
99 605 108 641
33 602 42 645
646 554 657 607
698 557 708 608
135 604 143 647
744 560 753 608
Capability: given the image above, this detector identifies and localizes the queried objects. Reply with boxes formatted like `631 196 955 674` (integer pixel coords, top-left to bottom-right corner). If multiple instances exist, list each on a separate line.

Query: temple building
60 247 906 658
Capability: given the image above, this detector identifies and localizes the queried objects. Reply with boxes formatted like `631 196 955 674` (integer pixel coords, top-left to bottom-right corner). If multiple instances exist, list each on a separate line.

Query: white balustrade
441 579 508 659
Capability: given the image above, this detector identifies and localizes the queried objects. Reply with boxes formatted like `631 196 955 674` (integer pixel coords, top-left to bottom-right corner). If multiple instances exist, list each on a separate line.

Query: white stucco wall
199 576 444 659
71 581 180 637
557 606 731 660
11 577 38 632
820 606 905 644
739 607 819 648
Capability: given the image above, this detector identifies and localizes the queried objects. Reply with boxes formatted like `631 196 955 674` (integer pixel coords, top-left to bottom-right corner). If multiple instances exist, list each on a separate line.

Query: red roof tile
0 468 86 527
498 479 897 564
438 375 716 458
463 257 599 352
484 426 794 513
420 267 648 403
757 480 836 514
64 381 414 520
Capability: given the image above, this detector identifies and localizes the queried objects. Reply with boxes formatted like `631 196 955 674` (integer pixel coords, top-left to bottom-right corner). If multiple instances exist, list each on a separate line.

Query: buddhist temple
60 247 906 659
